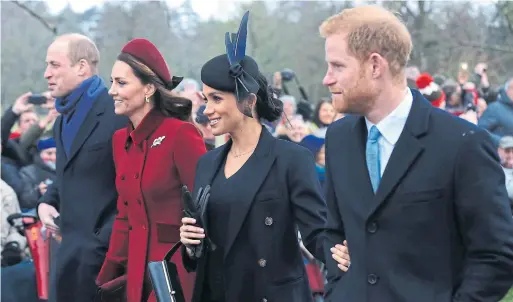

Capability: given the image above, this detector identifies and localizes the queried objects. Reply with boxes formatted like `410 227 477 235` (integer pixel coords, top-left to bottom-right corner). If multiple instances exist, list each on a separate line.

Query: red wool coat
96 110 206 302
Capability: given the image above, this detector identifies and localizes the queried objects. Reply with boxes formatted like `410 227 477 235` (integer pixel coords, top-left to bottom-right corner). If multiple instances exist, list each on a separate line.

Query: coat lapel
368 90 431 217
65 96 106 169
222 128 276 259
342 117 375 216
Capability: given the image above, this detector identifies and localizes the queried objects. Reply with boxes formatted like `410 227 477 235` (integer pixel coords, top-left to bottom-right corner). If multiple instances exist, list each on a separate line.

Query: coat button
137 199 142 205
121 175 125 180
367 274 378 285
124 201 128 206
258 258 267 267
264 217 273 226
367 221 378 233
134 173 139 179
128 226 132 231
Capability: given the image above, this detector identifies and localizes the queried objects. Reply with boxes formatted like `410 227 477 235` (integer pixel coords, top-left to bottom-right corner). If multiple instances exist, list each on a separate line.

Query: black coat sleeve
1 106 18 150
38 181 60 211
287 146 327 263
452 128 513 301
1 163 24 198
181 245 197 272
18 165 41 209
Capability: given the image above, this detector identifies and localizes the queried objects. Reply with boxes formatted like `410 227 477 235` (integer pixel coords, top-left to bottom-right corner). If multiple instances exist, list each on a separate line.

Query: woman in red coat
95 38 206 302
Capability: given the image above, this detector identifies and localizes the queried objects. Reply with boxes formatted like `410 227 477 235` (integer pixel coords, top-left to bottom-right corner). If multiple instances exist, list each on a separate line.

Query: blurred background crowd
1 0 513 300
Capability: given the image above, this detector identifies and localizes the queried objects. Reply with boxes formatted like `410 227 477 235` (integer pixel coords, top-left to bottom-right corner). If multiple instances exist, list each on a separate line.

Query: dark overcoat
40 89 126 302
323 89 513 302
183 128 328 302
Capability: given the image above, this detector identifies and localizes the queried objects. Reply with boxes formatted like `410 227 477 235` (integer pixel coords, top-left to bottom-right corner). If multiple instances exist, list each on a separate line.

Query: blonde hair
56 34 100 75
319 5 412 78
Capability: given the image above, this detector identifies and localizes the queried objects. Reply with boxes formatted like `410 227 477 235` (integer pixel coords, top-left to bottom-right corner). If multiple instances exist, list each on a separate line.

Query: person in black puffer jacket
18 137 57 210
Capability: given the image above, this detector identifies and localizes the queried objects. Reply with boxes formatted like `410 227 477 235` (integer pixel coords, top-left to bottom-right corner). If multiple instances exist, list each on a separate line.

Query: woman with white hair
272 94 297 136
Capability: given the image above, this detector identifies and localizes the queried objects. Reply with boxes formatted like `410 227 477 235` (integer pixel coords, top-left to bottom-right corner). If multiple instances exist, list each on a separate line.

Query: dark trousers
1 260 42 302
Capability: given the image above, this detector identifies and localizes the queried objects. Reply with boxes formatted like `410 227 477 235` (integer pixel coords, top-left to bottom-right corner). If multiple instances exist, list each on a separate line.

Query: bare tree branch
12 0 57 35
404 2 416 19
496 1 513 35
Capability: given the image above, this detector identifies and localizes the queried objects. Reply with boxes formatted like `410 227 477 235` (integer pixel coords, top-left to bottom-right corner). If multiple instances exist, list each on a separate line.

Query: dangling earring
145 96 150 103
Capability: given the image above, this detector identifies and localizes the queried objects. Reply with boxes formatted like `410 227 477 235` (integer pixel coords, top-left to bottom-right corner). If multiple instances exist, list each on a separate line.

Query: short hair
17 109 37 125
56 34 100 75
319 5 412 78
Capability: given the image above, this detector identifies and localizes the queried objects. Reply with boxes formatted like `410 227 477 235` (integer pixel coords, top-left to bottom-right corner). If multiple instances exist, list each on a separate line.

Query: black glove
182 185 215 259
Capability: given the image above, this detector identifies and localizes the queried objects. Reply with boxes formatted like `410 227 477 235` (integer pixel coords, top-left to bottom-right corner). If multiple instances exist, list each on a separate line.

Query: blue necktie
366 125 381 193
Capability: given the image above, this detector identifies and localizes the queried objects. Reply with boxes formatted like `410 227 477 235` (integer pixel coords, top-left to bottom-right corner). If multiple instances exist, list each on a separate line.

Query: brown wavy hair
117 52 192 121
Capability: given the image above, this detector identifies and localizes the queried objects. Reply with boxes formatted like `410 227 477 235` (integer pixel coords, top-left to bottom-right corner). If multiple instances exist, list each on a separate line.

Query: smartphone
28 94 47 105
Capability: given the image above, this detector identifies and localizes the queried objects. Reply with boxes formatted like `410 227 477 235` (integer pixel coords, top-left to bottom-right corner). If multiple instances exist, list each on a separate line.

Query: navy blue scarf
55 75 107 157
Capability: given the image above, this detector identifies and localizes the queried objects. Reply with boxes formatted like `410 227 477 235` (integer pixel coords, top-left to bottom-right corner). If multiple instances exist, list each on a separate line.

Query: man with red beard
320 5 513 302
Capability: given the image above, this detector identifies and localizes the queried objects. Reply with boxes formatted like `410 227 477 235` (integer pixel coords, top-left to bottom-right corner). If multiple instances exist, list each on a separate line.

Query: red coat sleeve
173 123 207 192
96 136 130 286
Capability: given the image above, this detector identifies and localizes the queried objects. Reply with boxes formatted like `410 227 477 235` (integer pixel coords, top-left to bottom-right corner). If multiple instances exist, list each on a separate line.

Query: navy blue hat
37 137 56 151
300 135 325 156
195 105 209 124
200 11 259 118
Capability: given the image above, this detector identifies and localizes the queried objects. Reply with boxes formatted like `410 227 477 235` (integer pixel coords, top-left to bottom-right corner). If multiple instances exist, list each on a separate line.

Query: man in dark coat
320 6 513 302
38 33 126 302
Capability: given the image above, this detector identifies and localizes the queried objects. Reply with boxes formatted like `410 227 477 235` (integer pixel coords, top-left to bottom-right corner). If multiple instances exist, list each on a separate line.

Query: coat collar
366 88 432 217
207 125 274 185
125 109 166 147
56 91 108 169
351 89 429 135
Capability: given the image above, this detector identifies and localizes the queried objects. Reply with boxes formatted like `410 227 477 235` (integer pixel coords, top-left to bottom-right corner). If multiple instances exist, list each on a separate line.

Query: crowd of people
1 4 513 302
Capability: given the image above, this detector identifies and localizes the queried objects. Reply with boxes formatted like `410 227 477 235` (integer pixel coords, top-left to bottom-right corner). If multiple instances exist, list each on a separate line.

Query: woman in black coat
179 11 328 302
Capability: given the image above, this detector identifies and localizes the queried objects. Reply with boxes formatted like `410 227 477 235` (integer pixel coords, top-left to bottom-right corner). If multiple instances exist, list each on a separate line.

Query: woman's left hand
331 240 350 272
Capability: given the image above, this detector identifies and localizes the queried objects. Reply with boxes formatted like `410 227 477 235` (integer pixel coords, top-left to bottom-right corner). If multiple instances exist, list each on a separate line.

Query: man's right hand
38 203 60 233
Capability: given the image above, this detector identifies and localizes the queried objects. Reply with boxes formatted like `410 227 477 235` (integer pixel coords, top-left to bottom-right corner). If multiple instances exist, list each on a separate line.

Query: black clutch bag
147 242 185 302
182 185 215 259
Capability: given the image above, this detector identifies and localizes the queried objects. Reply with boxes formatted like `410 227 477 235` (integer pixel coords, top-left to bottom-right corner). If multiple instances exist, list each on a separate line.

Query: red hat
121 38 172 84
416 72 446 108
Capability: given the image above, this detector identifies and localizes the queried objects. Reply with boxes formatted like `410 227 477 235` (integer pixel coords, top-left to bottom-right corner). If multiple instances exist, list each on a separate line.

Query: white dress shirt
365 89 413 176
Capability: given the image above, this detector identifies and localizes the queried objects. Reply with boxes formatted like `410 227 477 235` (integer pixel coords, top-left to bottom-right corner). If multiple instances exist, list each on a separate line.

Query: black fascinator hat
200 11 260 118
